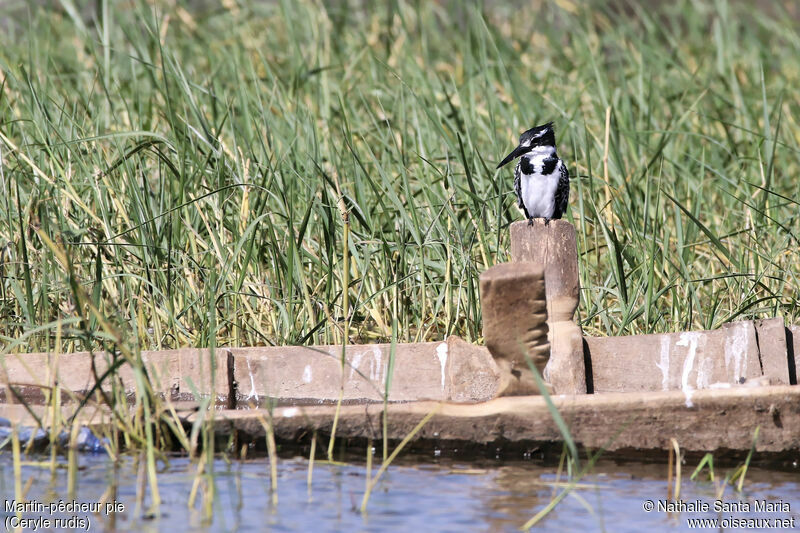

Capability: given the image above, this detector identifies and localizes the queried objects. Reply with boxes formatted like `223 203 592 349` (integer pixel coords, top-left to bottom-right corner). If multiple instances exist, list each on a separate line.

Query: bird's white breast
519 149 559 219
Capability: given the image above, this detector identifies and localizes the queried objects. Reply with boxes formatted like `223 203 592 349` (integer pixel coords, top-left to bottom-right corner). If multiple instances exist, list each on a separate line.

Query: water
0 453 798 532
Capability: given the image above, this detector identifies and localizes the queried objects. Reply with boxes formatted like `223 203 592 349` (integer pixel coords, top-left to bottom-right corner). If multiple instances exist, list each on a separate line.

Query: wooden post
510 219 587 394
479 262 551 395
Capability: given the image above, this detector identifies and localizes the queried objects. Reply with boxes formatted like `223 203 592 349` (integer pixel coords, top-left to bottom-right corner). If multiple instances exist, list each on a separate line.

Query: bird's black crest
519 122 555 146
496 121 558 169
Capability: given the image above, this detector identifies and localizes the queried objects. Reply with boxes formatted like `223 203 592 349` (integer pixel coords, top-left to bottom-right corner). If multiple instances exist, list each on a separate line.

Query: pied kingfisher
496 122 570 226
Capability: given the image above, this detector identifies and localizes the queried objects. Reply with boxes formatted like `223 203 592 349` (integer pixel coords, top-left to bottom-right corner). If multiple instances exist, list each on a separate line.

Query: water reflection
0 454 798 532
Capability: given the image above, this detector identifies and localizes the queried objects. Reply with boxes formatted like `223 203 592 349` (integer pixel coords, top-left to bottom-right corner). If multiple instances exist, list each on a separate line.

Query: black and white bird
496 122 569 226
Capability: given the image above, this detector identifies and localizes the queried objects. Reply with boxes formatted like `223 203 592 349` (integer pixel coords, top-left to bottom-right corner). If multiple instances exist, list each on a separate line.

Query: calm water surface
0 453 798 532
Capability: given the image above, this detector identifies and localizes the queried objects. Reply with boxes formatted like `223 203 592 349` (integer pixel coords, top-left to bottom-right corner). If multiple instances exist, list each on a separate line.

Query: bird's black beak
496 144 528 169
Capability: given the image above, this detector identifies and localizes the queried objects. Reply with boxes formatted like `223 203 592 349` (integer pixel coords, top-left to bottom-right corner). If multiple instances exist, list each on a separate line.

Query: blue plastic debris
0 418 109 453
59 427 110 453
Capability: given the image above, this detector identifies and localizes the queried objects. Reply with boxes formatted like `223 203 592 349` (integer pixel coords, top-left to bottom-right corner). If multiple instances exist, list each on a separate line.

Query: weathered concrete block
207 385 800 454
510 219 579 322
117 350 180 396
754 318 790 385
444 336 501 402
113 348 227 401
232 343 437 404
0 351 138 404
0 340 500 407
0 348 225 404
546 321 586 394
230 336 499 406
508 220 587 394
0 352 94 402
788 325 800 385
140 350 181 395
479 262 550 395
584 320 786 398
174 349 230 402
